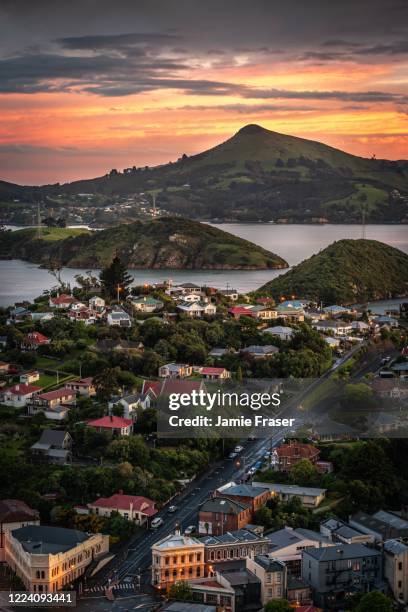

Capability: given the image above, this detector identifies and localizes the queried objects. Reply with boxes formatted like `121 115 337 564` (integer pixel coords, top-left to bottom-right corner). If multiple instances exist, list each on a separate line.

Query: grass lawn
40 227 90 241
35 356 62 368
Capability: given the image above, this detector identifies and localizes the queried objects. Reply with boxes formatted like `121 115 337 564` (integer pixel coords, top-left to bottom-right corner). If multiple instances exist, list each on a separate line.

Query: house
108 392 152 418
253 482 326 508
49 294 78 309
267 527 332 575
5 525 109 593
0 500 39 562
275 304 305 322
22 331 50 350
68 306 96 325
323 304 351 316
88 492 156 525
87 415 133 436
202 529 269 566
19 371 40 384
217 568 261 610
1 383 42 408
176 293 202 303
391 362 408 378
275 442 320 472
241 345 279 359
29 312 54 323
301 543 384 609
228 306 255 320
89 296 105 312
352 321 370 332
65 377 96 397
312 320 352 336
30 430 72 464
250 305 278 321
218 289 239 301
176 282 202 294
8 306 30 322
107 308 132 327
151 529 206 589
375 315 399 328
141 378 206 401
177 301 216 317
324 336 341 349
216 483 270 513
198 497 252 536
95 338 143 353
263 326 294 341
304 307 327 322
209 347 232 358
320 518 374 545
280 299 308 309
349 510 408 542
158 363 193 378
200 367 230 380
246 555 286 605
131 296 164 312
383 538 408 606
371 378 408 399
28 388 76 417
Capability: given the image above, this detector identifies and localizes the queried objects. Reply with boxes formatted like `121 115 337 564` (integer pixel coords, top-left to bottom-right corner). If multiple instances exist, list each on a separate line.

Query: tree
355 591 393 612
93 367 119 401
100 256 132 298
289 459 319 486
168 581 193 601
264 599 292 612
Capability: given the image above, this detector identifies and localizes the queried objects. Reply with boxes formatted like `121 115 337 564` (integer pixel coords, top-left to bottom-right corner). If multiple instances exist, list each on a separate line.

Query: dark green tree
168 581 193 601
355 591 393 612
264 599 292 612
100 256 133 298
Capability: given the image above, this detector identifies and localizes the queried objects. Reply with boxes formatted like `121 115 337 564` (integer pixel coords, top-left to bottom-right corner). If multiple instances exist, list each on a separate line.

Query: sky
0 0 407 185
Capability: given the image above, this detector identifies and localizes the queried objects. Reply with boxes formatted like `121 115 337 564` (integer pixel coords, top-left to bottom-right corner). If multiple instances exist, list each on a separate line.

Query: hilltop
0 217 288 270
258 239 408 304
1 125 407 224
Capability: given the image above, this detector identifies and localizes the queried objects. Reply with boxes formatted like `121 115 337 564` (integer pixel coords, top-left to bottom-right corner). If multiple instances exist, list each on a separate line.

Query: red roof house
1 383 42 407
49 294 78 309
88 492 156 525
141 380 162 397
22 331 50 350
200 366 230 380
87 415 133 436
228 306 255 319
276 442 320 472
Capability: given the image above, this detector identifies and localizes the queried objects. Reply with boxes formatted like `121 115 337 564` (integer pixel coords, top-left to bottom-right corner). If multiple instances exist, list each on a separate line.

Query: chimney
174 522 181 536
110 414 113 421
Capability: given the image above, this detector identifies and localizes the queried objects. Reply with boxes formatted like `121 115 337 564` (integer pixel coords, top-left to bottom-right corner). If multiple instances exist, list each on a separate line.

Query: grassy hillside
1 125 407 223
0 217 288 270
258 239 408 304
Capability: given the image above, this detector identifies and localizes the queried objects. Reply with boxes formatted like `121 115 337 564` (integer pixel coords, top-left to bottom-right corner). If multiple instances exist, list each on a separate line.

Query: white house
107 308 132 327
130 296 164 312
263 326 294 341
89 296 106 312
158 363 193 378
313 320 353 336
177 301 216 318
1 383 42 408
88 492 157 526
108 392 152 418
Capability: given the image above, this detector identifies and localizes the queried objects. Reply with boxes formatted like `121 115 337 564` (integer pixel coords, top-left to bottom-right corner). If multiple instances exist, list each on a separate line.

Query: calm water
0 224 406 307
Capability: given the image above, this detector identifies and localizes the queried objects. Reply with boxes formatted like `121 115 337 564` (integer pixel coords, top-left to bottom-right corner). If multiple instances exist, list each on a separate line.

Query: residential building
275 442 320 472
218 289 239 301
88 492 156 525
89 296 105 312
246 555 286 605
209 347 232 358
250 305 278 320
275 304 305 322
108 392 152 418
87 415 133 436
320 518 374 545
29 312 54 323
188 575 236 611
349 510 408 542
22 331 50 350
68 306 96 325
49 294 78 309
263 326 294 341
1 383 42 408
203 529 269 567
323 305 351 316
253 482 326 508
0 500 39 562
177 301 216 317
30 430 73 464
19 371 40 384
301 543 384 609
352 321 370 332
383 538 408 606
240 345 279 359
200 367 230 380
228 306 255 320
158 363 193 378
267 527 332 575
218 568 262 611
28 388 76 418
107 308 132 327
324 336 341 349
131 296 164 312
216 483 270 514
312 320 352 336
151 530 205 589
65 377 96 397
375 315 399 328
5 525 109 592
198 497 252 536
95 338 143 353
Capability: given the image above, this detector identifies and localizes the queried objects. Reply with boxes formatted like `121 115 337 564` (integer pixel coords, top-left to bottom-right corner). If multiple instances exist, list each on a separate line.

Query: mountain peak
235 124 267 136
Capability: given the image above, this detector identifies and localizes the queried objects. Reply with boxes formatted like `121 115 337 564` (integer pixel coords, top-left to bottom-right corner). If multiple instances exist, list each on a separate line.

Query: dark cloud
176 103 320 113
57 31 181 51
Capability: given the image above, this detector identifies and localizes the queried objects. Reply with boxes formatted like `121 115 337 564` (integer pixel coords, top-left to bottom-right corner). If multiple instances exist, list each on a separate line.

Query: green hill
0 217 288 270
258 239 408 304
1 125 407 223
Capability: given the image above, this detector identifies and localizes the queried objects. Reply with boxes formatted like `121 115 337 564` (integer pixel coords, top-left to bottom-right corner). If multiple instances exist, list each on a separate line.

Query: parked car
229 451 238 459
234 445 244 453
150 517 164 530
168 505 178 513
184 525 196 535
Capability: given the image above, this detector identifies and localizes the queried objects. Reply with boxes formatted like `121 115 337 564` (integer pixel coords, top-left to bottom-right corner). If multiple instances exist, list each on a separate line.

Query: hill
1 125 407 224
257 239 408 304
0 217 288 270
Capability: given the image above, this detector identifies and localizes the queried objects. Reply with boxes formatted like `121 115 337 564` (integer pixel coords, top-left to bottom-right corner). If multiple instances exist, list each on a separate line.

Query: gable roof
87 415 133 429
219 484 269 498
37 429 70 447
89 493 156 516
38 388 76 401
303 543 380 561
4 383 42 396
0 499 39 524
200 497 249 515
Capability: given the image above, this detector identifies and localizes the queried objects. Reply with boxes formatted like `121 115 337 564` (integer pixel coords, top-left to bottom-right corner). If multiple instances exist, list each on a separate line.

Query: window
196 567 201 577
197 553 201 562
165 557 169 565
267 589 272 597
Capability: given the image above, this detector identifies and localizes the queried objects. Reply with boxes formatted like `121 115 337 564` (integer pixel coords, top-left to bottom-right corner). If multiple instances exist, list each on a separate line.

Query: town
0 254 407 611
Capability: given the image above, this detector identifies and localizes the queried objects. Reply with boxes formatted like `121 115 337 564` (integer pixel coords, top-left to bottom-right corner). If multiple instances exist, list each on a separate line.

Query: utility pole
152 193 157 217
36 203 42 239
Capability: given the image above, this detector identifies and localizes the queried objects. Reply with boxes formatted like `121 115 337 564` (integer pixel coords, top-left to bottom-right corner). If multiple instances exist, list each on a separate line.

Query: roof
264 326 293 334
201 367 228 375
0 500 39 524
4 383 42 396
66 377 93 387
323 304 349 312
219 484 269 498
254 555 285 572
141 380 161 396
303 543 380 561
315 320 350 328
108 310 131 320
242 345 279 355
39 387 75 401
201 529 266 546
51 293 77 304
267 527 328 551
200 497 249 515
384 538 408 555
277 442 320 460
160 379 205 396
153 532 203 550
164 604 216 612
256 483 326 497
221 568 260 586
88 415 133 429
36 429 69 447
11 525 90 554
89 493 156 516
25 331 50 345
373 510 408 530
228 306 254 316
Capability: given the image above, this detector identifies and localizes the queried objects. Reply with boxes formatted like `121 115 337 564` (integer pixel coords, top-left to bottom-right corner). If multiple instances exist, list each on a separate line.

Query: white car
229 451 238 459
150 517 164 530
234 445 244 453
184 525 196 535
247 467 257 476
168 505 178 513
